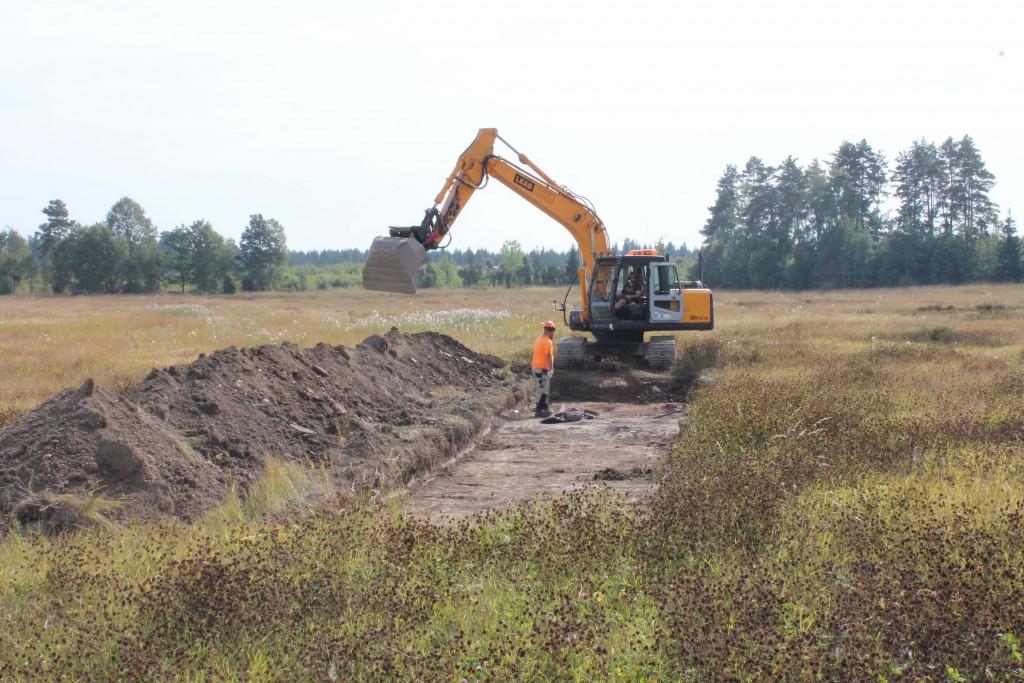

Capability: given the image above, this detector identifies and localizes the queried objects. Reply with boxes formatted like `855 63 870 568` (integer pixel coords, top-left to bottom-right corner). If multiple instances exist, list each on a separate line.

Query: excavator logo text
513 173 535 193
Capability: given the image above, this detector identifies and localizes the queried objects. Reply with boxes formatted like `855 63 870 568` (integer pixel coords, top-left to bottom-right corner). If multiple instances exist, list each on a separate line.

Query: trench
400 399 686 519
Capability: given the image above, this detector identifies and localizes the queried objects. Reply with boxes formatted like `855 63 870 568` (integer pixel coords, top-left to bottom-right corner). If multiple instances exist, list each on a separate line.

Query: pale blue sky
2 0 1021 253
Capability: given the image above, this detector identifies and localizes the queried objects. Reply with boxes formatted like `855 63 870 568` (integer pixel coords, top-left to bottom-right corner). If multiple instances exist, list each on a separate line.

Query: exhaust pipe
362 236 430 294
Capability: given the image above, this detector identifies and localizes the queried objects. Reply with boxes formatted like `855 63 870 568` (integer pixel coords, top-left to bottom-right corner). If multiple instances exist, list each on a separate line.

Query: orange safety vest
531 334 553 370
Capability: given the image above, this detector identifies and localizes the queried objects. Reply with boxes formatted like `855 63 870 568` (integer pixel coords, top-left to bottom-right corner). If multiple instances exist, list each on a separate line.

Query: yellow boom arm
410 128 613 321
428 129 613 268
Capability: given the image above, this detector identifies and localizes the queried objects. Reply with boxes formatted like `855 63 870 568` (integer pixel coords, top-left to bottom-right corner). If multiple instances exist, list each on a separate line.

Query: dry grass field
2 283 1023 681
0 287 561 421
4 284 1021 418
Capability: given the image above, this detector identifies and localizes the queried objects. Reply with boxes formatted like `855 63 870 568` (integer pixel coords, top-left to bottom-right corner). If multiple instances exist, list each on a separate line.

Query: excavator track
647 336 676 371
555 336 586 369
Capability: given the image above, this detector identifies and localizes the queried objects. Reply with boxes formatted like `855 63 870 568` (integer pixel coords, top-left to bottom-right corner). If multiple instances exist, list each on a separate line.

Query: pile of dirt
0 328 524 532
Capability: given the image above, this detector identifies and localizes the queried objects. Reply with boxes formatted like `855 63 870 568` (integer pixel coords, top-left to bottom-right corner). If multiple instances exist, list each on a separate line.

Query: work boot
535 402 551 418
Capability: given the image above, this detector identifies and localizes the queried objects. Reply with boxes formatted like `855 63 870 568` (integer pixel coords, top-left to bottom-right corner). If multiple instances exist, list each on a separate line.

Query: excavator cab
588 257 666 324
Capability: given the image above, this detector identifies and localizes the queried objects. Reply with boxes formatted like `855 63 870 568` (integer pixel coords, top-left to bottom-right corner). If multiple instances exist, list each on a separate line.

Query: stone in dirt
0 328 524 533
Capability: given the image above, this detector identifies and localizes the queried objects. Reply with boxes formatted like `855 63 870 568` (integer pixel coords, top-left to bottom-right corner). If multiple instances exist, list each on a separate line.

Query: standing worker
532 321 557 418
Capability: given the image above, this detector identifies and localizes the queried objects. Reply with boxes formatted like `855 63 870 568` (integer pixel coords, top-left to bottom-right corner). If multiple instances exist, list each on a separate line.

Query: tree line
4 134 1017 295
0 197 696 295
413 239 699 290
700 135 1021 289
0 198 289 294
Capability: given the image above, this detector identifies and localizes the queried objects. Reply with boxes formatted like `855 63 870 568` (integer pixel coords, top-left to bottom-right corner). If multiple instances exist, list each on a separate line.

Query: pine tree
956 135 999 238
775 156 808 247
938 137 961 236
37 199 75 261
893 139 944 237
564 244 579 283
804 160 835 244
830 140 888 239
995 213 1022 282
700 165 744 288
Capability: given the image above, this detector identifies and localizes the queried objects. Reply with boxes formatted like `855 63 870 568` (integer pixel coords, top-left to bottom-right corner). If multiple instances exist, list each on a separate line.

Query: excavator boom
363 128 612 304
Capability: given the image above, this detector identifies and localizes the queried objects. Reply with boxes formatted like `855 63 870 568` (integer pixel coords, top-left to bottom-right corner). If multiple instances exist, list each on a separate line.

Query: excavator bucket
362 236 430 294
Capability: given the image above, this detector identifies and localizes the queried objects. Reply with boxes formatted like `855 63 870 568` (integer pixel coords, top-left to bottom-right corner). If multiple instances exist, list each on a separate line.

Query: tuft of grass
11 489 124 536
242 457 311 517
202 457 327 535
52 491 123 529
165 428 202 464
0 405 20 430
672 335 723 378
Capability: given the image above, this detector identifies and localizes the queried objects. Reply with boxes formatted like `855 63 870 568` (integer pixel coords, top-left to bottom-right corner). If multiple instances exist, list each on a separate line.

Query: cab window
589 263 615 320
653 265 680 296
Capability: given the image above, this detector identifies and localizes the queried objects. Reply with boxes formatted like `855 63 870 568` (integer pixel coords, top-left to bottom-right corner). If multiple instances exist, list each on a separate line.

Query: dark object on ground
540 407 592 424
594 467 627 481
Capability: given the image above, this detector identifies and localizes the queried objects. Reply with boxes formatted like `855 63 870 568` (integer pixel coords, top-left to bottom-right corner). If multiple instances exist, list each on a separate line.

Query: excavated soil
0 329 524 533
0 327 695 534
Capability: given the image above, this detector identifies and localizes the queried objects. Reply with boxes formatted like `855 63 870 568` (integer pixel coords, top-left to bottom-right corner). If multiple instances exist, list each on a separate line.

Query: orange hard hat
543 320 556 330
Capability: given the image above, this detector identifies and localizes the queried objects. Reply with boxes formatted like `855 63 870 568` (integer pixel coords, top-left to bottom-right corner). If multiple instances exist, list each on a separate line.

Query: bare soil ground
0 329 692 533
400 401 686 519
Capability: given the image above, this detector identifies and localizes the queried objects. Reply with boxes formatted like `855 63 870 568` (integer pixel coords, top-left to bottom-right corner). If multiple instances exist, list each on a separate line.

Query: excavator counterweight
362 235 429 294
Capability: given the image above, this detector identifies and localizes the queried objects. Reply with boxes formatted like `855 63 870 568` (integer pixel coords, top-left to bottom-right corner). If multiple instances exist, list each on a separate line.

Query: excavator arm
363 129 613 310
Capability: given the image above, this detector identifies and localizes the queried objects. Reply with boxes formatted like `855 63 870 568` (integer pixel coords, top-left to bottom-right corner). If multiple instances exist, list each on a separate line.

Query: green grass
2 284 1024 680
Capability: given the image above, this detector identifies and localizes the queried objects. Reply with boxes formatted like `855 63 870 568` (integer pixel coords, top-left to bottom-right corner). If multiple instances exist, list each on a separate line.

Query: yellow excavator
362 128 713 369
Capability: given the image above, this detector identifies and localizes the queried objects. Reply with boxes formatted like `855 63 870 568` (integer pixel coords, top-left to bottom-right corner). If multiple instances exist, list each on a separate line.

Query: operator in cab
532 321 556 418
615 273 642 315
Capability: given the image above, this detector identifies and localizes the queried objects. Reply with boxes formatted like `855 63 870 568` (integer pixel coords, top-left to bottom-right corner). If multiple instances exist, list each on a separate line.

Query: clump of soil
0 328 524 532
